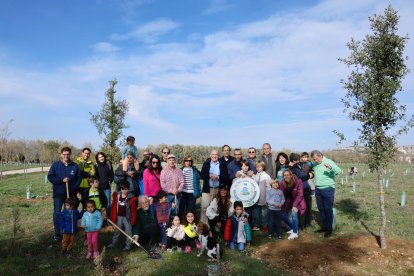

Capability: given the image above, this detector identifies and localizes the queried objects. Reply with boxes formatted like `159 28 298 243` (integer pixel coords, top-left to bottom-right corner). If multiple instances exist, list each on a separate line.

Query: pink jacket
143 168 161 197
280 175 306 216
160 167 184 194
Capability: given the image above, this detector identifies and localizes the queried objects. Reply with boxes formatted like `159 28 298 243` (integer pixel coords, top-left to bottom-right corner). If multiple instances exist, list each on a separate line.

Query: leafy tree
338 6 413 249
90 79 129 160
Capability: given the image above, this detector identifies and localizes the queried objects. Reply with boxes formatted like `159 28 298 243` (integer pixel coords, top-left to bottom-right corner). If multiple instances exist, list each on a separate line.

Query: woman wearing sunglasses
179 155 201 220
143 154 163 204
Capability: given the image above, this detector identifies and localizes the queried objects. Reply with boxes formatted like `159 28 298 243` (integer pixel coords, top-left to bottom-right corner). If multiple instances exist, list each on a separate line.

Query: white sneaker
286 229 293 234
287 233 298 240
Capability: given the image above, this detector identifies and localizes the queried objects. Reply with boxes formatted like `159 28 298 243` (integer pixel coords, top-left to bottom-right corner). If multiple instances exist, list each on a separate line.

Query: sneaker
93 252 100 258
286 229 293 234
195 240 201 250
166 248 173 253
287 233 298 240
251 227 260 231
86 252 92 259
184 246 191 254
268 235 273 239
277 236 282 240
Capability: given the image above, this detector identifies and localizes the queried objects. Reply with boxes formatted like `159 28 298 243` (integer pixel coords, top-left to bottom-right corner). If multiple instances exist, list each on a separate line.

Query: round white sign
230 178 260 208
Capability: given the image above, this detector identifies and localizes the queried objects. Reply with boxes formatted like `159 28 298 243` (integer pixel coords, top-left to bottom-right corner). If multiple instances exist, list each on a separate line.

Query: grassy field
0 162 49 172
0 163 413 275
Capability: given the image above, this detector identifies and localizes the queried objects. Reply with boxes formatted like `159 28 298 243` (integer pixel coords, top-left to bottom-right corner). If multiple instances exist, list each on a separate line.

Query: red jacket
280 175 306 216
110 192 137 225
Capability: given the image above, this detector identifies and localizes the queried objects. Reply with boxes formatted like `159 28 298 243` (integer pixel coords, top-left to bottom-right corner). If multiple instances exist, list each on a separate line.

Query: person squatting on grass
166 215 185 253
224 201 252 251
132 195 159 252
109 181 137 250
59 198 81 256
182 210 201 253
311 150 342 238
48 146 82 242
81 200 103 259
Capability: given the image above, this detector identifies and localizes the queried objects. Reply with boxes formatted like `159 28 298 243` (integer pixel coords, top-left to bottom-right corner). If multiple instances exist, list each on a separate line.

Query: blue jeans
267 209 282 237
53 197 65 239
229 241 245 251
167 193 181 217
281 210 299 234
179 192 195 219
103 189 111 210
253 205 268 228
315 187 335 231
159 222 168 246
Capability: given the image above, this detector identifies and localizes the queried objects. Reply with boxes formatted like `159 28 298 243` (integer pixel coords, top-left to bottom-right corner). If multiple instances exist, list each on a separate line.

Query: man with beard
227 148 255 183
260 143 276 180
132 195 159 252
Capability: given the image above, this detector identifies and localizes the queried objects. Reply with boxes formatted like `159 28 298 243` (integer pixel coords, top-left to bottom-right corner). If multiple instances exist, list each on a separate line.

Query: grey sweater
266 188 285 211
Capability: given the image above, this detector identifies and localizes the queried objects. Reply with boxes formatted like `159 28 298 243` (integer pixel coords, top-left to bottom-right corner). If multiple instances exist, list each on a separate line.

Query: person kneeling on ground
224 201 251 251
132 195 159 252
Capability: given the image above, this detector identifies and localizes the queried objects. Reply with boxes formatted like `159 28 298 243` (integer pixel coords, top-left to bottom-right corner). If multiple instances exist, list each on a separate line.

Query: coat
81 209 103 232
110 192 138 225
59 208 81 234
280 175 306 216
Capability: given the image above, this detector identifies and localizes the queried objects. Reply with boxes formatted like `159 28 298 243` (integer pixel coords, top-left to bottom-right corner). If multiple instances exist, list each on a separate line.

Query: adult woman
206 185 233 236
275 152 289 182
143 154 162 200
280 169 305 240
94 152 114 210
179 155 201 219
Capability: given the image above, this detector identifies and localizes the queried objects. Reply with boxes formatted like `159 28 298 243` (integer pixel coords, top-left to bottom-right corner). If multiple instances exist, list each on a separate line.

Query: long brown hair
282 169 297 189
216 188 232 213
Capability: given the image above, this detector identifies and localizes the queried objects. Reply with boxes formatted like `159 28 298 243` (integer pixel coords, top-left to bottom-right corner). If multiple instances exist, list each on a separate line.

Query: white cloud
203 0 232 15
110 18 180 43
91 42 120 53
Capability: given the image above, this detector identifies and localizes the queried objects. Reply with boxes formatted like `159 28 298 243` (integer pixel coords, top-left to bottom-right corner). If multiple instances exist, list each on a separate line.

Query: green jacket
313 157 342 189
76 157 95 189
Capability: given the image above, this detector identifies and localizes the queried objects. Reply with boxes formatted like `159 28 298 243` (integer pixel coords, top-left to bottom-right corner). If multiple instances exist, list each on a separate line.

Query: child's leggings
87 231 99 253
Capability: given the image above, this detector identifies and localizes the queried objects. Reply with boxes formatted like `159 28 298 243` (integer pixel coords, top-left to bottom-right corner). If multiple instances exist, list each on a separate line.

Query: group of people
47 138 342 259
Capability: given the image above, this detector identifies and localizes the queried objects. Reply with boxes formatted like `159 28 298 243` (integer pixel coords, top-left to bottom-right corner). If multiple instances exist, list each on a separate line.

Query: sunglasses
248 151 255 153
185 160 192 162
162 152 169 154
152 161 159 164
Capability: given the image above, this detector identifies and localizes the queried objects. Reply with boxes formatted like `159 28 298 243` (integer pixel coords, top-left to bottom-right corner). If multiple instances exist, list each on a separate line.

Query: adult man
47 147 81 241
200 149 229 223
140 151 151 170
115 152 140 196
218 144 234 189
260 143 276 179
160 154 184 214
247 147 258 167
160 147 170 169
76 147 95 195
311 150 342 238
132 195 159 252
227 148 255 183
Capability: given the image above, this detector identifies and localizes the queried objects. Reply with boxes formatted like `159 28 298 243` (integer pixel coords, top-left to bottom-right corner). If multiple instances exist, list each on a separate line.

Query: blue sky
1 0 413 151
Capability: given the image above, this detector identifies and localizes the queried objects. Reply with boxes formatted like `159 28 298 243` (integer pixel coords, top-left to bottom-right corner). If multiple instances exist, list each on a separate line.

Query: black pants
167 237 184 249
138 223 159 250
300 187 312 229
267 209 282 237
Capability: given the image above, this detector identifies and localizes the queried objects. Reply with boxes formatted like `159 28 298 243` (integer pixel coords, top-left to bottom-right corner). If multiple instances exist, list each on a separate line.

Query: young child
155 190 176 252
224 201 251 251
109 181 137 251
166 215 185 253
59 198 81 256
252 161 272 232
81 176 108 219
266 180 285 239
122 136 139 160
235 160 250 180
183 210 201 253
81 200 103 259
300 152 315 195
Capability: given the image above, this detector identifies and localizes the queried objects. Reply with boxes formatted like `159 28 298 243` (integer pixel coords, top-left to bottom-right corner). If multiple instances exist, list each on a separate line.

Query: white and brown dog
196 222 220 260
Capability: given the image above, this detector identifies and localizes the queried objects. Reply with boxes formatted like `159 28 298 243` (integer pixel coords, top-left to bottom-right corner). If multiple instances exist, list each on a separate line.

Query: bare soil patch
252 233 414 275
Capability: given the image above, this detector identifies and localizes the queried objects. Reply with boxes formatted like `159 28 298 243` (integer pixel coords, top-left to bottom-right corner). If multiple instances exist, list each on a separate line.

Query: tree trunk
377 170 387 249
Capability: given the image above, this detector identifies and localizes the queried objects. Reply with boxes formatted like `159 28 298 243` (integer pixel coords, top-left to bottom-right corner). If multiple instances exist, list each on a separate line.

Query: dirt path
253 233 414 275
1 167 50 176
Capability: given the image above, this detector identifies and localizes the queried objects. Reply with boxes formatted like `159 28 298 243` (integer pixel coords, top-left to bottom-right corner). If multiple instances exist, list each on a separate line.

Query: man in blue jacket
48 147 81 242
